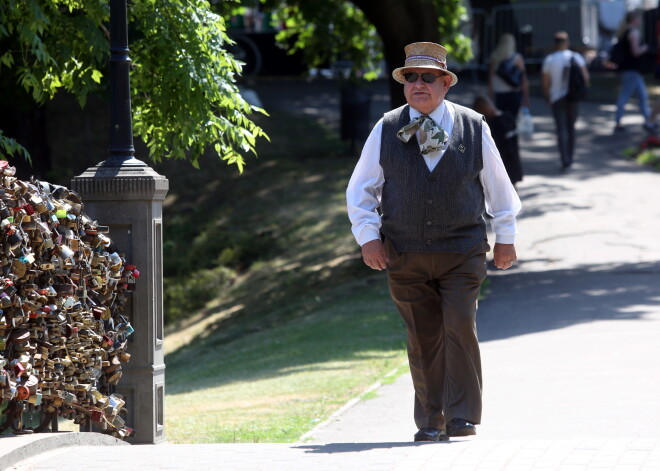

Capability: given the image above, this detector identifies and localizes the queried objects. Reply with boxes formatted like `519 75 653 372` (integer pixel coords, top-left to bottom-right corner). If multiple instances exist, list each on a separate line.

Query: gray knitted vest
379 103 487 253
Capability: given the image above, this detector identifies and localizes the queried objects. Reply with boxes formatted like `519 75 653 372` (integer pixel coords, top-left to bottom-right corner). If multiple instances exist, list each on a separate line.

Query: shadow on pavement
296 441 453 453
479 261 660 342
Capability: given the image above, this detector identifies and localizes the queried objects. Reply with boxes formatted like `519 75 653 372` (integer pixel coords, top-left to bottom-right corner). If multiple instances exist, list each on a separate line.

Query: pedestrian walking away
542 31 590 171
613 9 658 133
487 32 530 119
346 42 521 443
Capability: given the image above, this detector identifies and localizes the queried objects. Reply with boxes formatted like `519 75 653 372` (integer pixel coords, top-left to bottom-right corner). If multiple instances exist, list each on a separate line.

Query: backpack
495 55 523 88
609 39 625 66
564 53 587 102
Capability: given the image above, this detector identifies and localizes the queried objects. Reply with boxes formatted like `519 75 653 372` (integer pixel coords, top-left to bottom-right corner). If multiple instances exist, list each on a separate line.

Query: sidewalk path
5 78 660 470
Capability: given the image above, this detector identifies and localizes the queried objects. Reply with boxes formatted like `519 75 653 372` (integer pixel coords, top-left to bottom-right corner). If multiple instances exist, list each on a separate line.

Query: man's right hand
361 239 388 271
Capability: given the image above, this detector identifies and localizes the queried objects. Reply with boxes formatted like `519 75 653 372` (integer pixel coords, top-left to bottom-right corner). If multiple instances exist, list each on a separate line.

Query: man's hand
493 243 517 270
361 239 388 271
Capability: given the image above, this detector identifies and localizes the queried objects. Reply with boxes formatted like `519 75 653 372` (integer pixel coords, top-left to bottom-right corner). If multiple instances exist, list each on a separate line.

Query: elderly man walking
346 42 521 442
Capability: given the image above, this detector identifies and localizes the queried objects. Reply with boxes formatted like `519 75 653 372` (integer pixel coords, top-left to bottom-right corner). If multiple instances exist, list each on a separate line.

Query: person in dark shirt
473 95 523 186
614 10 657 133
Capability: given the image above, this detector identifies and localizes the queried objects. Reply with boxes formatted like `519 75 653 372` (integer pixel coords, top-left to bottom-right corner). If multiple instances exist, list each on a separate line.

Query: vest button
426 220 433 226
425 239 432 245
427 199 433 204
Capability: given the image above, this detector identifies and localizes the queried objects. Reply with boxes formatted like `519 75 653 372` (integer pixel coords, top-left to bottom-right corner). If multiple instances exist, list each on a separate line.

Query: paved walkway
3 78 660 470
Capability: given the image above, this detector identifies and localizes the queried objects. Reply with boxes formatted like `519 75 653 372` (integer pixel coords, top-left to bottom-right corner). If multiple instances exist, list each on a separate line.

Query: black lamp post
72 0 168 444
106 0 137 166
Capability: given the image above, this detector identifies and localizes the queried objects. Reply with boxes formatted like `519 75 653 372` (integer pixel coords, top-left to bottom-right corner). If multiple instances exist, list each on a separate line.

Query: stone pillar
71 158 168 444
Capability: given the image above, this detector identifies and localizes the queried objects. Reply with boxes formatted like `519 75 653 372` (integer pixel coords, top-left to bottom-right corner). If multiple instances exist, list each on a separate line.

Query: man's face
403 68 452 115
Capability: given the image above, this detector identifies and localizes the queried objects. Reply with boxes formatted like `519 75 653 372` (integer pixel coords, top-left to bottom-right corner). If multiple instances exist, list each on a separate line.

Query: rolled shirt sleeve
346 119 385 246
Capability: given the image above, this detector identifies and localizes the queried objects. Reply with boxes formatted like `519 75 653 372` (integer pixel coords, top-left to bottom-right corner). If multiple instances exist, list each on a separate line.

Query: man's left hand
493 243 517 270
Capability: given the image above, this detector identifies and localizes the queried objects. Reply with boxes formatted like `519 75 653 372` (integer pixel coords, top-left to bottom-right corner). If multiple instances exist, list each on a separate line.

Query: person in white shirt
541 31 590 171
346 42 521 443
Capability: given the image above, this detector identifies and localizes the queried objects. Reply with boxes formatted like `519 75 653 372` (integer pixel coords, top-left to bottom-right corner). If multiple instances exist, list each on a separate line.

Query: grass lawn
165 283 408 443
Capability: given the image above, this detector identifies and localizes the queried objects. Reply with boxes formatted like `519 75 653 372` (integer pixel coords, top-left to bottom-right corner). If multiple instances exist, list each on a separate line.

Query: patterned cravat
397 115 449 154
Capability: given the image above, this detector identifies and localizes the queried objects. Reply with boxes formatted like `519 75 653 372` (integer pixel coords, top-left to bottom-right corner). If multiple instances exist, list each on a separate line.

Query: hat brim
392 65 458 87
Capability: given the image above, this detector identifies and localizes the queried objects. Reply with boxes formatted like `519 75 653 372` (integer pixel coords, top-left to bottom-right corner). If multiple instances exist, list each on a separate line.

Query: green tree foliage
220 0 472 107
0 0 267 171
260 0 472 77
269 2 383 79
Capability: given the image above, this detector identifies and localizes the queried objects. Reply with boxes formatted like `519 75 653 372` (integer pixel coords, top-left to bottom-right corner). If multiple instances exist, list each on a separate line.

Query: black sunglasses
403 72 445 83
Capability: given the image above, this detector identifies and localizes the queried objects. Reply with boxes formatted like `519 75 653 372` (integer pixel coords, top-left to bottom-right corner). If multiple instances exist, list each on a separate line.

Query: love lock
90 409 104 422
11 259 27 279
0 203 10 220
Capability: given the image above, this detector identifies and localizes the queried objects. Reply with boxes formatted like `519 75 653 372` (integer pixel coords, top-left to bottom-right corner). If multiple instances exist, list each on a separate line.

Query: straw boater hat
392 42 458 87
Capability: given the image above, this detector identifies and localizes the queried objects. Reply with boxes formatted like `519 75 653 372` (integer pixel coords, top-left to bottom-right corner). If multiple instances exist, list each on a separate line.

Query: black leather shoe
414 427 449 442
446 418 476 437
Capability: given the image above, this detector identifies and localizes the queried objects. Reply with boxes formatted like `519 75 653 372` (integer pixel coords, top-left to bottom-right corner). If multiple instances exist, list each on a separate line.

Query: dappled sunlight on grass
164 304 245 355
163 277 407 442
165 342 406 444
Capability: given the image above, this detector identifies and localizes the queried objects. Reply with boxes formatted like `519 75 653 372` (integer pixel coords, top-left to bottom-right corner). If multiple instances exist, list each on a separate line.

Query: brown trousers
384 238 489 430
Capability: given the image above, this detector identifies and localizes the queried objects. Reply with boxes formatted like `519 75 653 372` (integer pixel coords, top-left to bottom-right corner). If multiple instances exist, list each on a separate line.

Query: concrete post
71 158 168 444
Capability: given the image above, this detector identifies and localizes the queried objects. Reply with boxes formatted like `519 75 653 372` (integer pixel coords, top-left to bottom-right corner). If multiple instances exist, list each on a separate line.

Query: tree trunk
354 0 441 108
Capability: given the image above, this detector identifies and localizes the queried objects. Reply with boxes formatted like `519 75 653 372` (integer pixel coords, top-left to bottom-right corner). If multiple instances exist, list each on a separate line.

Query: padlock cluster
0 162 137 439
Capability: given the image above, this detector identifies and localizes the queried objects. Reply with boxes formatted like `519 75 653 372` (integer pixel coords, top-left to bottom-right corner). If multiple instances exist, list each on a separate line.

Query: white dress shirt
346 100 521 247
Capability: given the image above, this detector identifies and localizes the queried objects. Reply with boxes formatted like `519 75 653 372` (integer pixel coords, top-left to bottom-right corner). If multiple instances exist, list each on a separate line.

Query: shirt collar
408 101 452 126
